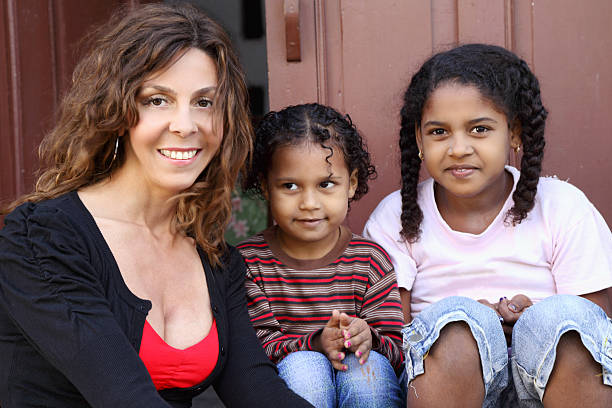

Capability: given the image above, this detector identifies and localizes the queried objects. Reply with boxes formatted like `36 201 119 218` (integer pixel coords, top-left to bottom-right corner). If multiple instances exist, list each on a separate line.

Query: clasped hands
313 309 372 371
478 294 533 345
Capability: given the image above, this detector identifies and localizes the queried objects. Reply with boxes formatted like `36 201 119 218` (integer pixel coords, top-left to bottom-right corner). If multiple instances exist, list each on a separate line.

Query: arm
400 288 412 323
212 249 312 407
581 289 611 316
243 267 322 363
0 205 169 407
356 250 405 371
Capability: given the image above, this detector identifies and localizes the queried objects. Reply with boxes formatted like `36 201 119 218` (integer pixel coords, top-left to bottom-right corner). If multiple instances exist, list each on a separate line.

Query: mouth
295 218 326 226
158 149 200 160
446 165 477 177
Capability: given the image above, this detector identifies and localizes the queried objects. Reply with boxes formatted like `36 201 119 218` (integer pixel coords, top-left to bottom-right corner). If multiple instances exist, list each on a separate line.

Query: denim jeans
277 350 404 407
402 295 612 408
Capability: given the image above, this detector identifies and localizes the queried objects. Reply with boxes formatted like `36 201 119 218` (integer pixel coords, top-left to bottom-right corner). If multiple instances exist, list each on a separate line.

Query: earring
112 137 119 163
418 150 424 161
514 145 521 153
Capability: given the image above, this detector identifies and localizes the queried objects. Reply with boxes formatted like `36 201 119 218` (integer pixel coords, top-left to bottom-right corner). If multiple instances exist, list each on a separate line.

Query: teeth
160 149 197 160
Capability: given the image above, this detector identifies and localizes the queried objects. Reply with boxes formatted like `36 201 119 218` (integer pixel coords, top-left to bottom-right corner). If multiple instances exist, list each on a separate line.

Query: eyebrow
423 117 498 127
139 85 217 96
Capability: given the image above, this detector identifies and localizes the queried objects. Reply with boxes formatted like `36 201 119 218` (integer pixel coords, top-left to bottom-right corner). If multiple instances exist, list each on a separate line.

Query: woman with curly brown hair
0 3 311 408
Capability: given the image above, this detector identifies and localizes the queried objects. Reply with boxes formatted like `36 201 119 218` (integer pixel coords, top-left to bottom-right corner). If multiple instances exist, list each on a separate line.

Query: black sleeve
0 204 170 407
212 247 313 407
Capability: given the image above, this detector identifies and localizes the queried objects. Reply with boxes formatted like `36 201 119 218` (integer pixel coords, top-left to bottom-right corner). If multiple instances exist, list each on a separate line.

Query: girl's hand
339 313 372 365
314 310 347 371
479 295 533 345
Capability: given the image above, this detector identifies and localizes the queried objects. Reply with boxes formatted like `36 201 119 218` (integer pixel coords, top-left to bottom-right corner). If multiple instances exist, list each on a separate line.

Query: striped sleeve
243 268 320 363
354 239 405 370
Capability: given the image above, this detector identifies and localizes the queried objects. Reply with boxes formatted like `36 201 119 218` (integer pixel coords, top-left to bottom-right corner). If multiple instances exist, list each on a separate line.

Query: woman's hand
314 310 347 370
339 313 373 365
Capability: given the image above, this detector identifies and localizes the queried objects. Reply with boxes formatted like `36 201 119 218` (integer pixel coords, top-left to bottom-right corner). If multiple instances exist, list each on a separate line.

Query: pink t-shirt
364 166 612 319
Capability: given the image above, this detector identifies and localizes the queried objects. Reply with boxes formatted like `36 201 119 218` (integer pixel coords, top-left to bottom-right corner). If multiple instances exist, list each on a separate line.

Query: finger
343 317 369 340
509 294 533 313
330 359 347 371
497 297 515 323
339 312 353 333
326 309 341 328
344 326 371 350
355 347 371 365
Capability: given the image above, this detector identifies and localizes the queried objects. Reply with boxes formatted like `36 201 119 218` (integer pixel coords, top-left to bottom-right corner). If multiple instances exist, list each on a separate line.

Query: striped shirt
237 225 404 370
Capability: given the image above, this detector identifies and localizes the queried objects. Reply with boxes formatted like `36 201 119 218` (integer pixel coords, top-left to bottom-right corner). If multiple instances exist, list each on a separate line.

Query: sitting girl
364 44 612 407
238 103 405 407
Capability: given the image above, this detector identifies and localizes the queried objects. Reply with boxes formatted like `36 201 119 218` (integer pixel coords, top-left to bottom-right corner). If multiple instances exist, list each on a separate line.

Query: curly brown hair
6 3 252 266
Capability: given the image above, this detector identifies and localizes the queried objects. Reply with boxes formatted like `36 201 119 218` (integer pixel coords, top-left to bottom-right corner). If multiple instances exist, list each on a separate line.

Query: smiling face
265 141 358 260
416 82 521 205
122 48 221 196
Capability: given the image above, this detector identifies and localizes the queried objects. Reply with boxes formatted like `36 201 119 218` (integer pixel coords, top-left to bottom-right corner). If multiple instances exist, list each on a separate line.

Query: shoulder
1 193 85 241
346 232 394 272
534 174 595 218
235 230 269 258
366 190 402 227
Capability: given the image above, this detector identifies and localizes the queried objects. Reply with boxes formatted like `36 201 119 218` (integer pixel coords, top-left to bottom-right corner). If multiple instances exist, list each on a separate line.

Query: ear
348 168 358 199
415 123 424 153
509 119 522 149
261 176 270 201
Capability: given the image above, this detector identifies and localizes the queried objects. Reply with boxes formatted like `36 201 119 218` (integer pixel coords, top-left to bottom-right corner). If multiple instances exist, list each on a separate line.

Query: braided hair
400 43 548 242
243 103 376 203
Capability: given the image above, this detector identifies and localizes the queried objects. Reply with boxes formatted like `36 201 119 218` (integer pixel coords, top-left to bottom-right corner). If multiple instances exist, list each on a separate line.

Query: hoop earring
418 150 424 161
112 137 119 163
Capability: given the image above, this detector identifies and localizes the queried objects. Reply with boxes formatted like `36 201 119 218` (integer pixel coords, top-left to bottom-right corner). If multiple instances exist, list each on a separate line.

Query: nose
448 133 474 157
169 106 197 136
298 188 320 211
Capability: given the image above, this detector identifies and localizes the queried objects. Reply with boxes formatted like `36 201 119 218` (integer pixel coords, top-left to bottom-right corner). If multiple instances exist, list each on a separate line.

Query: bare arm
400 288 412 324
581 289 612 316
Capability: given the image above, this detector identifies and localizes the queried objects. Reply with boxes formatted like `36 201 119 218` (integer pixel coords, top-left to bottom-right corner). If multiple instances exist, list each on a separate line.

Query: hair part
243 103 376 204
399 43 548 242
6 3 253 266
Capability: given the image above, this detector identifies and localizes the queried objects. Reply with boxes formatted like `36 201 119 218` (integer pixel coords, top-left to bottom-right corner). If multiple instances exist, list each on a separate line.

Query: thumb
509 294 533 313
326 309 341 328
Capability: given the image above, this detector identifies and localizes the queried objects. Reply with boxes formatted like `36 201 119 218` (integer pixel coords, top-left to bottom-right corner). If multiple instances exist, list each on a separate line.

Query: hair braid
507 60 547 224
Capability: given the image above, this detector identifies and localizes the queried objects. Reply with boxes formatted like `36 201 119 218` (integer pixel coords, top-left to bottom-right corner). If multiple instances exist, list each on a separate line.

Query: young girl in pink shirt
364 44 612 407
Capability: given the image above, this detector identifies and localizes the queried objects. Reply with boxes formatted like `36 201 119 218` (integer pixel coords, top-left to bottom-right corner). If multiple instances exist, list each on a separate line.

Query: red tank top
139 319 219 390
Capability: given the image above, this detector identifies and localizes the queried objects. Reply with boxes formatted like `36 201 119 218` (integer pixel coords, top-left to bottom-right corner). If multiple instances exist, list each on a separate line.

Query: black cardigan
0 192 311 408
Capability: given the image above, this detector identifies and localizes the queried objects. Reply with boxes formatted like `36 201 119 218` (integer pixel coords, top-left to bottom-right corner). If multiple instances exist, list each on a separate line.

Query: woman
0 4 312 408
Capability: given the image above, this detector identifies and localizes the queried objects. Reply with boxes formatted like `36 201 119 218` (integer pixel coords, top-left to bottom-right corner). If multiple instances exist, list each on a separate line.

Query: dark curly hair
243 103 376 203
399 43 547 242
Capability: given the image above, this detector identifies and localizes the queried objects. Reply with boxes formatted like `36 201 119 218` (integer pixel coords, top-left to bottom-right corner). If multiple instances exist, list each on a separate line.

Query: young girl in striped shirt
238 103 405 407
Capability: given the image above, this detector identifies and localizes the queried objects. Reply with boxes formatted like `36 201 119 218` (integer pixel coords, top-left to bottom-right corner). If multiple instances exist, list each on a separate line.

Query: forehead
423 83 504 119
141 48 218 88
269 141 347 177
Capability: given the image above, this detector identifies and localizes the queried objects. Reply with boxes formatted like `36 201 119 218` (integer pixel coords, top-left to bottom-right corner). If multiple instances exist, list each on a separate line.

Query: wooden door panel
266 0 612 231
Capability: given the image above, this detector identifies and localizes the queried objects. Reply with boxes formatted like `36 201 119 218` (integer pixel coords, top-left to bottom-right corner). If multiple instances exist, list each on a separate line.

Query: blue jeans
277 350 404 407
402 295 612 408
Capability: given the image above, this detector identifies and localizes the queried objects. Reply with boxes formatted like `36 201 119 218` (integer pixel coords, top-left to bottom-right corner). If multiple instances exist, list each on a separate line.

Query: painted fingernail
509 303 518 312
499 297 504 302
356 351 361 357
343 365 347 371
345 331 351 339
345 341 351 348
359 359 364 365
338 352 343 359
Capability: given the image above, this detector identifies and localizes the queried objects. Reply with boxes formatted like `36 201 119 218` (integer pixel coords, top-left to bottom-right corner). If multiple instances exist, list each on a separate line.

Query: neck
276 226 341 260
435 169 514 234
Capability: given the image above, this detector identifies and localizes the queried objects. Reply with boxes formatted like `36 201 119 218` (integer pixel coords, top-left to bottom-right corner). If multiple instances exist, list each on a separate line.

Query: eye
320 181 335 189
282 183 298 191
429 128 446 137
196 98 213 108
471 125 490 134
142 96 168 107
